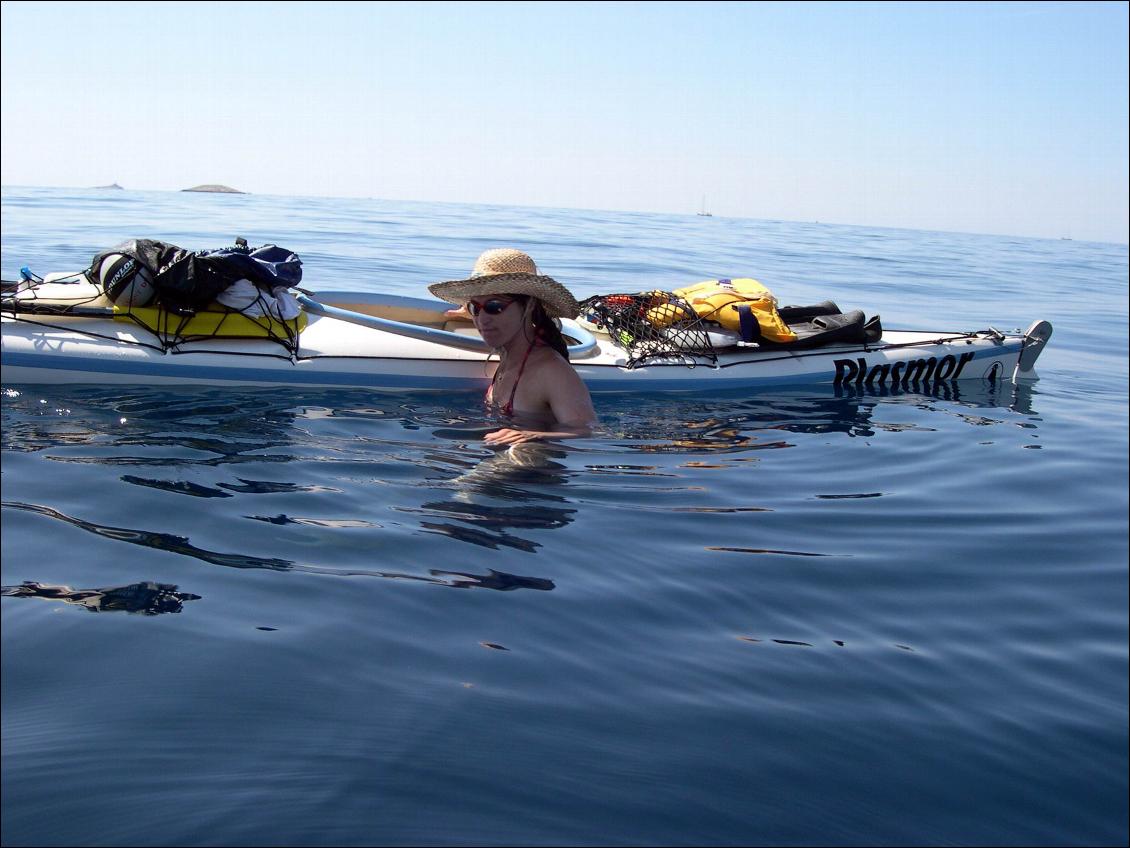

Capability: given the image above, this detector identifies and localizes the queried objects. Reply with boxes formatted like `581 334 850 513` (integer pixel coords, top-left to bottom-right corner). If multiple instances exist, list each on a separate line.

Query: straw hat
428 248 580 318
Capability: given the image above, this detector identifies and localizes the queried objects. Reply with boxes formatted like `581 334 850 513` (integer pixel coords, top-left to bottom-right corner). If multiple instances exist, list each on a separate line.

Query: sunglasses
466 298 516 317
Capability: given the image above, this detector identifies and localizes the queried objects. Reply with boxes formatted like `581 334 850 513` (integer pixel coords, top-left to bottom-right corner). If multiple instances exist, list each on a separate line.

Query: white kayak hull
2 286 1051 393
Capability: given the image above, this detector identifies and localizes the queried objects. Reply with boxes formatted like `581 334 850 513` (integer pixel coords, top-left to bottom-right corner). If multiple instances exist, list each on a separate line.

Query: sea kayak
1 277 1052 392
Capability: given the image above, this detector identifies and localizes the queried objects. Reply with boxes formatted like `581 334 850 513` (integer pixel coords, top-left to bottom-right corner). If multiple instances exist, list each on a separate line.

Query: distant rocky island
182 184 246 194
94 183 124 190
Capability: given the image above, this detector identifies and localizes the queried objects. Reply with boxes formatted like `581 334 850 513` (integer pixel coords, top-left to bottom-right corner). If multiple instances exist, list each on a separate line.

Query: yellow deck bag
114 305 306 339
646 278 797 343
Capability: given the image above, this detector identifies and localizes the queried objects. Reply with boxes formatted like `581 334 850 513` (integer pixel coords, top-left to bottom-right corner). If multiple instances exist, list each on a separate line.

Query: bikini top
490 341 539 418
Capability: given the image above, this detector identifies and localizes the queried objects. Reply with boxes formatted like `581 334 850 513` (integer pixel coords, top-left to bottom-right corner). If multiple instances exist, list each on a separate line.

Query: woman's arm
482 425 588 445
546 359 597 430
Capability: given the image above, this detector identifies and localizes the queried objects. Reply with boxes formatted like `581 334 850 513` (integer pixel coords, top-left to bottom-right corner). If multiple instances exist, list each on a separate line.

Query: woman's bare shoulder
532 348 585 381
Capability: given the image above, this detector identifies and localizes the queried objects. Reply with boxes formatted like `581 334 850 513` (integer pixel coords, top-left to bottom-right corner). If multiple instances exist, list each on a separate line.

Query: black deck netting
578 293 719 368
2 269 304 358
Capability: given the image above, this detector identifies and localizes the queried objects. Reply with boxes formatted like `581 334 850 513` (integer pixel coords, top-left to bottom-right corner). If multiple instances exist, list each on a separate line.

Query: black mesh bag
578 292 719 368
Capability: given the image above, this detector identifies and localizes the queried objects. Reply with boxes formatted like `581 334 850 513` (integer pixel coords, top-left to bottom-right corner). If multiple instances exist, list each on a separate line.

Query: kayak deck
2 282 1051 391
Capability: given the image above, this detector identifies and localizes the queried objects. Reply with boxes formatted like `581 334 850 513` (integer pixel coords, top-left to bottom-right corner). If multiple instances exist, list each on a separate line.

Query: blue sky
2 1 1126 243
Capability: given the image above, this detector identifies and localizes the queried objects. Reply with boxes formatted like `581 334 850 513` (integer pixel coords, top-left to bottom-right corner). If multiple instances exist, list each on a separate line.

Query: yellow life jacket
114 305 307 339
646 278 797 343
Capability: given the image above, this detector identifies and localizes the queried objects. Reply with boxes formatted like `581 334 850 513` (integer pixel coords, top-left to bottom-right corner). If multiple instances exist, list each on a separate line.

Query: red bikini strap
499 341 538 417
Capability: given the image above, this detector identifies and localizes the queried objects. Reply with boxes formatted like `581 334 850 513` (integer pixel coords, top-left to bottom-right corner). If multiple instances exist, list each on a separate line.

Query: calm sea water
2 186 1127 847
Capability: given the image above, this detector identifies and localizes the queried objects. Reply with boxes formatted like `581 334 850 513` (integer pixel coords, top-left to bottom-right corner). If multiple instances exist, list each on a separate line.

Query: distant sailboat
697 196 713 217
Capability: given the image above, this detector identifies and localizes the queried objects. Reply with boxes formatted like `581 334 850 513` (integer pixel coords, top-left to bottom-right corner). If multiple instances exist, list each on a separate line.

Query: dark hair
519 296 569 359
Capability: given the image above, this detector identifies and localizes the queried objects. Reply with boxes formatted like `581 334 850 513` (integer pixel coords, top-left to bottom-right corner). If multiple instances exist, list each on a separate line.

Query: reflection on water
246 514 377 528
2 500 297 571
1 580 200 614
834 376 1035 413
1 500 554 592
610 379 1039 453
1 381 1045 588
1 380 1041 454
736 635 916 652
708 545 835 557
427 569 554 591
439 442 573 501
219 479 341 494
408 500 575 531
121 474 235 498
416 442 580 550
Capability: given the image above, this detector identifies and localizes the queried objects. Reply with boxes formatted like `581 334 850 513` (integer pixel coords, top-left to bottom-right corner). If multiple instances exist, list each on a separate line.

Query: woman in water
429 249 596 445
